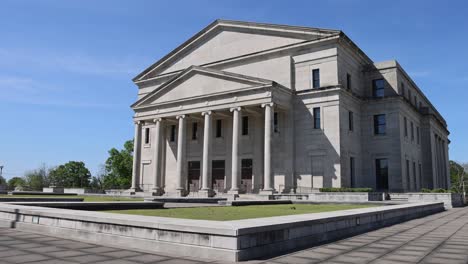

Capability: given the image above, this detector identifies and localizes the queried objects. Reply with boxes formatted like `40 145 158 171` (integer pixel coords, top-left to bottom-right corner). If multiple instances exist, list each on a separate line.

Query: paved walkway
0 207 467 263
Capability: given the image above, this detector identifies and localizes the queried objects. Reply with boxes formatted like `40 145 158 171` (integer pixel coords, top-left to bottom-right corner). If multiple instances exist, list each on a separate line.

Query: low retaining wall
8 201 164 211
0 198 84 202
308 192 385 202
406 193 464 209
220 200 293 206
145 197 227 203
11 191 77 196
0 202 443 261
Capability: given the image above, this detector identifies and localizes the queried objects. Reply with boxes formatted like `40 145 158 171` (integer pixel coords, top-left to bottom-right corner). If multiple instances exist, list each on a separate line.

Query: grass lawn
105 204 378 221
0 195 143 202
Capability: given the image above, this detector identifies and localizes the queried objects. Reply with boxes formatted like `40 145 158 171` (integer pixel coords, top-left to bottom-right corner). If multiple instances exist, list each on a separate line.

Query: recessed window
349 111 354 131
312 69 320 88
346 73 352 90
416 126 420 144
404 117 408 137
372 79 385 98
406 159 410 190
350 157 355 187
410 122 414 141
274 112 279 133
376 158 388 190
144 128 150 144
412 162 417 190
418 163 422 189
408 90 412 102
373 114 386 135
215 119 222 138
242 116 249 136
401 82 405 97
170 125 176 142
192 122 198 140
414 95 417 106
313 107 321 129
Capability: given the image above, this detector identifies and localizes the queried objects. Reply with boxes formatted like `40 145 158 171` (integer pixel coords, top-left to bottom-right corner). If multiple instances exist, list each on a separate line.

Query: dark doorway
375 159 389 190
240 159 253 193
212 160 225 192
188 161 200 192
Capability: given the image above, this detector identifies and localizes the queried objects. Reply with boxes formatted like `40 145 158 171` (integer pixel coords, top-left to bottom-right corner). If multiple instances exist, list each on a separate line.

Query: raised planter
405 193 464 209
308 192 385 202
0 202 444 261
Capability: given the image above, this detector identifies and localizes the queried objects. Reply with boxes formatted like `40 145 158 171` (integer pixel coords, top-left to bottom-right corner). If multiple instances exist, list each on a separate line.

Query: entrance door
188 161 200 192
212 160 225 193
240 159 253 193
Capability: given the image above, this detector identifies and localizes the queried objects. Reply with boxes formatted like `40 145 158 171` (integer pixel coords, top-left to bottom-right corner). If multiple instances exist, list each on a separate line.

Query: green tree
103 140 133 189
450 160 467 193
24 164 50 191
48 161 91 188
7 177 26 190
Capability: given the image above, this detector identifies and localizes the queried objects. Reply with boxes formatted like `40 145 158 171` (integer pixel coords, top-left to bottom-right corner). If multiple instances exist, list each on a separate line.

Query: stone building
129 20 450 196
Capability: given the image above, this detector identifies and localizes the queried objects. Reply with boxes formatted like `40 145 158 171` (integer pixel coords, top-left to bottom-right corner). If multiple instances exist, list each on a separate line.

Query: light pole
0 166 3 178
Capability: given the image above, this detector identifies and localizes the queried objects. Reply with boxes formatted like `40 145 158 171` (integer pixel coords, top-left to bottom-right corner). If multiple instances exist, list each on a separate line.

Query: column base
259 189 275 195
175 189 187 197
126 187 142 195
198 189 215 198
152 187 164 196
227 189 240 195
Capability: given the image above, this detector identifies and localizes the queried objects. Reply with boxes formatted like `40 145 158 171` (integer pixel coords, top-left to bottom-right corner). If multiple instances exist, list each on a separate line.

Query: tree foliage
48 161 91 188
450 160 467 193
7 177 26 190
102 140 133 189
24 164 50 191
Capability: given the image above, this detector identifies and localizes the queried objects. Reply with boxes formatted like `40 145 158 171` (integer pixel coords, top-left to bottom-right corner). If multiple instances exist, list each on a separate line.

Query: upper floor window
144 127 150 144
401 82 405 97
372 79 385 98
410 122 414 141
349 111 354 131
408 90 412 102
404 117 408 137
242 116 249 136
414 96 417 106
313 107 321 129
215 119 222 138
416 126 420 144
192 122 198 140
374 114 386 135
346 73 352 90
170 125 176 142
312 69 320 88
273 112 279 133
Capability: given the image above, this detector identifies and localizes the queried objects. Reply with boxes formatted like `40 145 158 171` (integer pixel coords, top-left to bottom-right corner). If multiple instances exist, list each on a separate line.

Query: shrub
319 187 373 193
421 188 450 193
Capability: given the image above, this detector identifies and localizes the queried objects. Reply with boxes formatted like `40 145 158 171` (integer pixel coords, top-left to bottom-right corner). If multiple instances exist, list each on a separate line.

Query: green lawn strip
105 204 378 221
0 195 143 202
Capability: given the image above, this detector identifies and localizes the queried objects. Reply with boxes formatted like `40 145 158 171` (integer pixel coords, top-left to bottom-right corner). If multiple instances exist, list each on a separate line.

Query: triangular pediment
132 66 273 108
134 20 340 82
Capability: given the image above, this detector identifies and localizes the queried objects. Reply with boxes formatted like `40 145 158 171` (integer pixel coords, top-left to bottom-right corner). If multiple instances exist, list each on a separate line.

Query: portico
130 66 291 196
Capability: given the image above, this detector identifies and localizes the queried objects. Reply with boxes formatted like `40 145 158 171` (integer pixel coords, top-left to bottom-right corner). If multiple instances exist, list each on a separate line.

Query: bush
319 187 373 193
421 188 450 193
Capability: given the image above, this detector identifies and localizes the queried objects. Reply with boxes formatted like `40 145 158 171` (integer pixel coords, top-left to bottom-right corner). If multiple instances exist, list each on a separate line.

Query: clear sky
1 0 467 179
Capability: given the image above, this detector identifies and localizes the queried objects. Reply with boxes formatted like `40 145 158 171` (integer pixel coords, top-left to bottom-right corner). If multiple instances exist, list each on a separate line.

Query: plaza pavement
0 207 467 263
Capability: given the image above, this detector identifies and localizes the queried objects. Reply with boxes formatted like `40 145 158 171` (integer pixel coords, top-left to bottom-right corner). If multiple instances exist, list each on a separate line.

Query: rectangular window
242 116 249 136
313 107 321 129
346 73 352 90
419 163 422 189
349 111 354 131
216 119 222 138
373 114 386 135
408 90 412 102
375 158 389 190
416 126 420 144
406 159 410 190
273 112 279 133
192 122 198 140
312 69 320 88
412 161 417 190
414 96 417 106
350 157 355 187
372 79 385 98
401 82 405 96
410 122 414 141
144 127 150 144
404 117 408 137
170 125 176 142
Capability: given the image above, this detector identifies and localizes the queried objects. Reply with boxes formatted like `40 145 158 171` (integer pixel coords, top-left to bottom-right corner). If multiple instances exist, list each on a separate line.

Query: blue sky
1 0 467 179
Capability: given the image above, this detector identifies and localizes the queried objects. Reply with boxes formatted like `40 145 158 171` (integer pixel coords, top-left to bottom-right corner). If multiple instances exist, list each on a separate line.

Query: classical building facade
129 20 450 196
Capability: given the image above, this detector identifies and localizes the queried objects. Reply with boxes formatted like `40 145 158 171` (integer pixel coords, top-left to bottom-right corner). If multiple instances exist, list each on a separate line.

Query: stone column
175 115 186 196
261 103 274 194
229 107 241 194
152 118 163 196
130 121 142 193
200 111 214 197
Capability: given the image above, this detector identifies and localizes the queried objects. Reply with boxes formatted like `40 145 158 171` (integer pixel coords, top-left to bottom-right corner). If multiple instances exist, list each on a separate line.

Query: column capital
133 120 142 125
201 111 212 116
230 106 242 112
176 115 186 120
261 102 274 108
153 118 163 123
